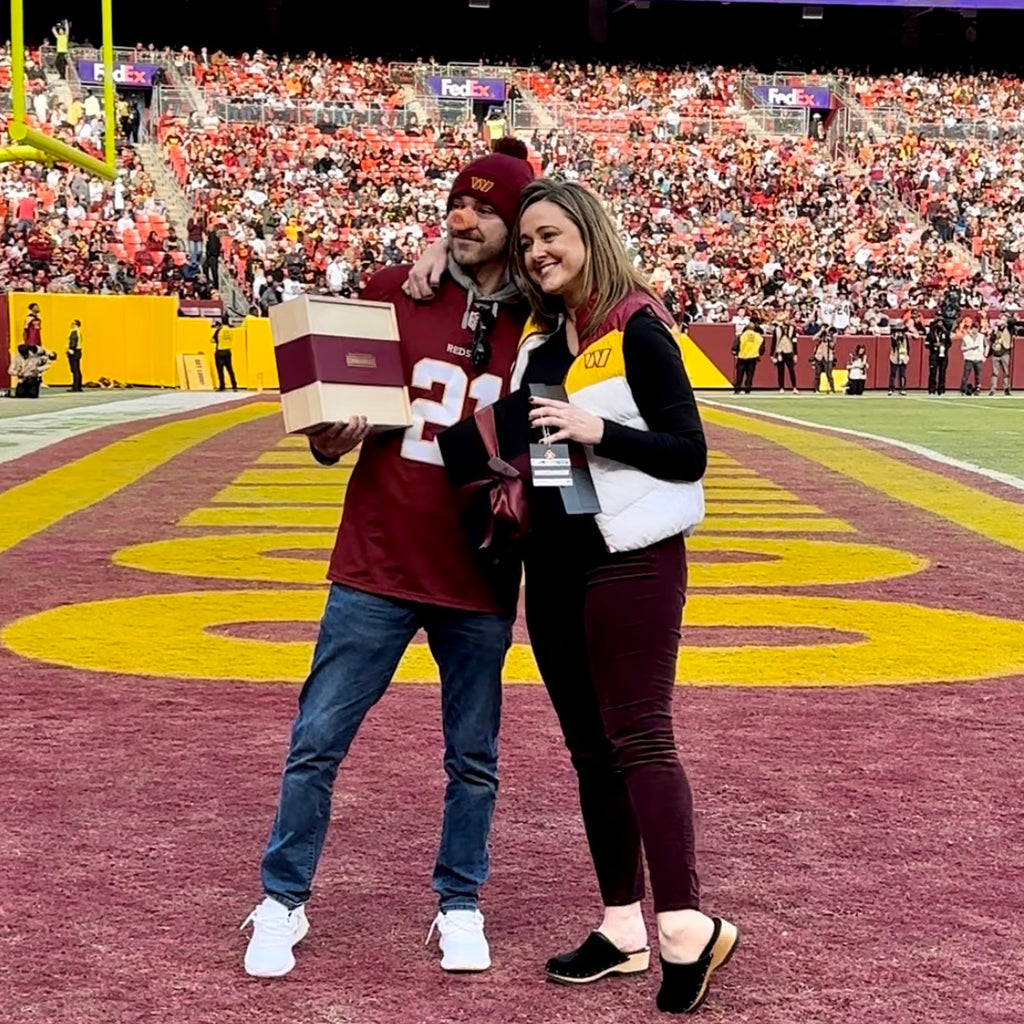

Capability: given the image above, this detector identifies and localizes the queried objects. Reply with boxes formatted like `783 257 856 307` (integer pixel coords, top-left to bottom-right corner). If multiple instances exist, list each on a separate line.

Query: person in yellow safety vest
485 110 507 146
52 20 70 79
732 318 765 393
212 315 238 392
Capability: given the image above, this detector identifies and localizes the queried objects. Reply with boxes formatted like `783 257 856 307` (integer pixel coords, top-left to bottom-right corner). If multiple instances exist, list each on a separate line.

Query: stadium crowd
6 47 1024 328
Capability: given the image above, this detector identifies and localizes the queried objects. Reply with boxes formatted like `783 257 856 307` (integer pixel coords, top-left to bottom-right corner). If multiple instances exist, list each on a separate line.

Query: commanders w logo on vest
471 177 495 192
583 348 611 369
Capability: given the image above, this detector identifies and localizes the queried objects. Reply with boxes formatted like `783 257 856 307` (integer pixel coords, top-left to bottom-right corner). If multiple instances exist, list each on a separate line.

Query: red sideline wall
0 296 10 390
689 324 1024 390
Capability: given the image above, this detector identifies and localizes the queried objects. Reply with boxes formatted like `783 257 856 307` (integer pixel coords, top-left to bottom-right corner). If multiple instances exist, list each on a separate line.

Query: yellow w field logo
471 177 495 192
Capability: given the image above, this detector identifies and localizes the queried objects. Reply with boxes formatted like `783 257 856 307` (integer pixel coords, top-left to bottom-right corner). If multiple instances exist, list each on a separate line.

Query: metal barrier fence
153 88 416 129
151 88 198 121
390 61 530 83
744 107 809 136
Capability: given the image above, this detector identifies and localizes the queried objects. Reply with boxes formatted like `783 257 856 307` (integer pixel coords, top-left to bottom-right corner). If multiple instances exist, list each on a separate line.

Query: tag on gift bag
529 443 572 487
528 384 601 514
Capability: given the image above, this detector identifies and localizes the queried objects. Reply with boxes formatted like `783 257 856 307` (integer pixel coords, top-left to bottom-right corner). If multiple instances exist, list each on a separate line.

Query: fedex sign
426 76 507 102
76 61 161 88
752 84 832 109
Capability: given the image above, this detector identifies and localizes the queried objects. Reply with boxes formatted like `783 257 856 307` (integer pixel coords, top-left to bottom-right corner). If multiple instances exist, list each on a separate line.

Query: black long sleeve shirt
521 309 707 548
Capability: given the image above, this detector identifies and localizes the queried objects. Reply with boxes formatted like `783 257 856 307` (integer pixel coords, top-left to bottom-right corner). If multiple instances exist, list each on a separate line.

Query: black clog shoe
546 931 651 984
656 917 740 1014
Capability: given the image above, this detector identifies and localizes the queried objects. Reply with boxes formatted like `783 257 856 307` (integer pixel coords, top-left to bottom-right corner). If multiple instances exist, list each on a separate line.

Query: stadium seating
7 51 1024 324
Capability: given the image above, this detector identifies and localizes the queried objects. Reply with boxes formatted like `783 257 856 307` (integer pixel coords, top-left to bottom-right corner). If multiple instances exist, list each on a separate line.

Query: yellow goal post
1 0 117 181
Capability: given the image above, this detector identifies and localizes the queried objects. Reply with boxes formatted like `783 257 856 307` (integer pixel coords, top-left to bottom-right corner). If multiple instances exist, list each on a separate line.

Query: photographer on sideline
988 317 1014 396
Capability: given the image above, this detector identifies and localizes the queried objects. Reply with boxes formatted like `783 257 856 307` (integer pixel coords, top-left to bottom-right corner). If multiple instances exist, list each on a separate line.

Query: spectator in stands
204 224 221 288
52 20 70 79
186 213 205 263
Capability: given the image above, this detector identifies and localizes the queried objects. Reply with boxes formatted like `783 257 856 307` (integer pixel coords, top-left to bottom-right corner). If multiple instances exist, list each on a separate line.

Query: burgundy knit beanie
448 137 535 228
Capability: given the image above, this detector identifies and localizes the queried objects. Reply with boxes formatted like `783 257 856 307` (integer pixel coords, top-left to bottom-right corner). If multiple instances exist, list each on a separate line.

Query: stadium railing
150 87 198 121
152 88 416 129
389 61 532 83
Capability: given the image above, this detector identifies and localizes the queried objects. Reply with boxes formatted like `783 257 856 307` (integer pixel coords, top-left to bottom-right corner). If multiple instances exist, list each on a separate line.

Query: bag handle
477 403 520 480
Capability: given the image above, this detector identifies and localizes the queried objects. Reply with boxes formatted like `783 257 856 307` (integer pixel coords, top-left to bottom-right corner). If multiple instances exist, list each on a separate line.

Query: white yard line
0 392 252 464
699 397 1024 493
901 395 1022 411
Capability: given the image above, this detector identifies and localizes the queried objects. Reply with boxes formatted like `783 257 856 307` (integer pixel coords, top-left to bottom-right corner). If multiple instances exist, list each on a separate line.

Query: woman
771 314 799 392
811 328 836 393
846 344 868 395
511 180 738 1014
888 321 911 395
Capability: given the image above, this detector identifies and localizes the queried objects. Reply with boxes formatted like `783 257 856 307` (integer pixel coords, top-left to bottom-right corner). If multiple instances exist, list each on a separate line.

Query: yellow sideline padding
5 296 729 393
6 293 282 390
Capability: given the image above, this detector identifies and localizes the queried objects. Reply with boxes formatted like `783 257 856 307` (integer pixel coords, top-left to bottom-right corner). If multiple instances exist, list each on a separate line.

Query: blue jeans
261 583 511 912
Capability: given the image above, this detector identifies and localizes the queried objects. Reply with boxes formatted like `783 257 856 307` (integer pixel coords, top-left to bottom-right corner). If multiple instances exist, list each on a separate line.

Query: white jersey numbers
399 357 503 466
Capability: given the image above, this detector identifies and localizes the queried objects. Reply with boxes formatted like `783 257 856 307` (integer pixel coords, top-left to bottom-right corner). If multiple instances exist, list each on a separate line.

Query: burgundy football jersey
326 265 525 614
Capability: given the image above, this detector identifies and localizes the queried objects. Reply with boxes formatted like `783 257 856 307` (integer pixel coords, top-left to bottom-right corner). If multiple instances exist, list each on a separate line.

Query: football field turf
0 392 1020 1024
704 392 1024 480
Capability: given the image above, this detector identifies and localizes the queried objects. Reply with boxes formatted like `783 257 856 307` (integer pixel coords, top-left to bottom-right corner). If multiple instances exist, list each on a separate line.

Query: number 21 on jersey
400 357 503 466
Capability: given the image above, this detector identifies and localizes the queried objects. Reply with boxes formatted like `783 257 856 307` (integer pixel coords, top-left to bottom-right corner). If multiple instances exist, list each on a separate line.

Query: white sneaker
426 909 491 972
241 897 310 977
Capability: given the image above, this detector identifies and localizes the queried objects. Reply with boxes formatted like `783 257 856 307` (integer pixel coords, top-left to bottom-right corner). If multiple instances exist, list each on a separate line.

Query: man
988 317 1014 396
211 315 238 392
204 226 221 290
732 317 764 394
926 317 950 395
959 318 985 396
243 141 535 979
770 314 798 392
67 319 83 392
52 20 70 79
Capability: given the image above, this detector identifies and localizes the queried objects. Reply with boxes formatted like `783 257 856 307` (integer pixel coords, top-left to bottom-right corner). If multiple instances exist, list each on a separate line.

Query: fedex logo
77 61 159 87
766 87 816 107
753 84 831 109
427 75 506 102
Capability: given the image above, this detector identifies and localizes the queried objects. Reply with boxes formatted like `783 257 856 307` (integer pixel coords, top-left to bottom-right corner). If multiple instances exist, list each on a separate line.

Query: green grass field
701 393 1024 480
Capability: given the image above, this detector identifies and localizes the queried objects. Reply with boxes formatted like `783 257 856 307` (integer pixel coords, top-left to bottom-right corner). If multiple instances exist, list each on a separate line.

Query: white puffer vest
511 301 705 554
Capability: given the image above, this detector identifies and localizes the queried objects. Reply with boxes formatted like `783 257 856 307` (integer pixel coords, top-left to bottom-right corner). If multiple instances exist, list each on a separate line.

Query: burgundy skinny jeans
524 531 699 913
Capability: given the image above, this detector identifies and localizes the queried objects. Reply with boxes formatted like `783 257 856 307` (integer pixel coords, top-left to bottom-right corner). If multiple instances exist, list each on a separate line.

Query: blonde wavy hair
510 179 656 341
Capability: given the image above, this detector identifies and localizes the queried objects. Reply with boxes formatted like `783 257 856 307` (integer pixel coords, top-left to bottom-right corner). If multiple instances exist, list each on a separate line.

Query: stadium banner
425 76 507 102
75 61 162 88
752 85 831 108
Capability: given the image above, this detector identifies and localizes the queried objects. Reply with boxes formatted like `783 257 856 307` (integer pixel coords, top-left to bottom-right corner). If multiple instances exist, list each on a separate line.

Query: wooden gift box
268 294 412 435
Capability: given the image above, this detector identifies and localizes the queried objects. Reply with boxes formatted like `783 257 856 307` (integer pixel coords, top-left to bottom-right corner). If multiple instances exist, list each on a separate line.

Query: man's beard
451 234 506 269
